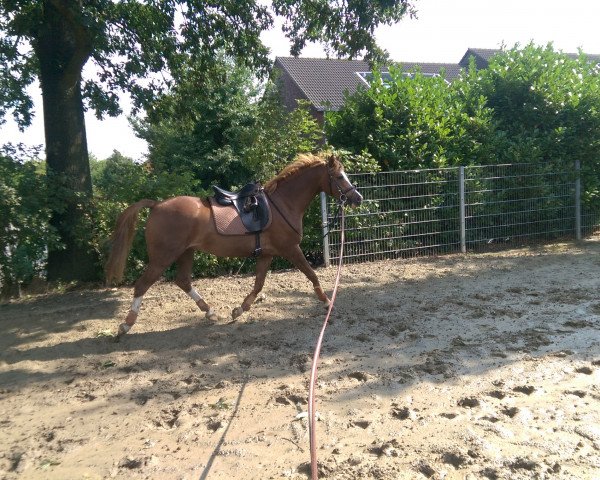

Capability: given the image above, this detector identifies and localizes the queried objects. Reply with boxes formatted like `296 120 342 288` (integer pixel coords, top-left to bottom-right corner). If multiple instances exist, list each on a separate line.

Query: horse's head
326 154 363 207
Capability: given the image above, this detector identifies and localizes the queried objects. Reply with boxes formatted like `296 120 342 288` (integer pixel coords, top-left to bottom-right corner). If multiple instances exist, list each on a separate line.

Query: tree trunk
0 280 21 301
36 0 98 282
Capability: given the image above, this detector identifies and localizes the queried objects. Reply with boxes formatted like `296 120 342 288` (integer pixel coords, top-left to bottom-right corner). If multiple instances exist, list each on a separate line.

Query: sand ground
1 240 599 479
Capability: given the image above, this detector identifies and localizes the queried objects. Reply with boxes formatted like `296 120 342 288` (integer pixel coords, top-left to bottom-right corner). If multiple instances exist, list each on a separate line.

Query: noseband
328 168 357 205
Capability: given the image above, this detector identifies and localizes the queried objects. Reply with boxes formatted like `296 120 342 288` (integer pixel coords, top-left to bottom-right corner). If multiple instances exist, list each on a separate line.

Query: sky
3 0 600 160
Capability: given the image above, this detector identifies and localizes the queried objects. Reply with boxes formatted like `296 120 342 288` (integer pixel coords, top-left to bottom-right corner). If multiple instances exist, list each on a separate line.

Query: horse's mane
265 153 338 194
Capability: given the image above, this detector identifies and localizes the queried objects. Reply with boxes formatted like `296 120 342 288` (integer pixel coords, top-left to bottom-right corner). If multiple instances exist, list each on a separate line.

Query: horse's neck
273 164 326 216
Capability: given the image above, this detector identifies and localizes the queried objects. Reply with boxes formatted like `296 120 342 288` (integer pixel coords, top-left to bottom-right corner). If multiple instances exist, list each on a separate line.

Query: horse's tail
105 199 157 285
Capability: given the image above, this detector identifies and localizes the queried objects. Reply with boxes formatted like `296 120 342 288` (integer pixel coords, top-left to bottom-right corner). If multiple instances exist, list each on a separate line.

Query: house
274 47 600 124
458 47 502 69
273 56 463 124
458 47 600 69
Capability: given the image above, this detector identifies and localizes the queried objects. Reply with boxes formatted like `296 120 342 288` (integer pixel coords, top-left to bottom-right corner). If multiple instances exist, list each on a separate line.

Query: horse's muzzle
348 190 363 207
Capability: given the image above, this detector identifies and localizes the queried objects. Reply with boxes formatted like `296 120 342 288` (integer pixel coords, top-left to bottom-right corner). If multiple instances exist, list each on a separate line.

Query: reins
308 197 346 480
264 191 302 237
322 201 344 239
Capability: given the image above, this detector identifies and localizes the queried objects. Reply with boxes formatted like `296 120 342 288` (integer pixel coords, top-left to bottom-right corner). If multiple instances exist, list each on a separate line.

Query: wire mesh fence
322 162 596 265
463 163 578 248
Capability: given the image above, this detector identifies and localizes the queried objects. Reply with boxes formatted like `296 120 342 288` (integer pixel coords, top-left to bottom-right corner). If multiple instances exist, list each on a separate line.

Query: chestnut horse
105 153 362 337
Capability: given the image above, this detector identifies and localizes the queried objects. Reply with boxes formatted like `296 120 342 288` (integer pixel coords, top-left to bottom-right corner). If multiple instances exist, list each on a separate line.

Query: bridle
328 167 357 206
322 167 357 238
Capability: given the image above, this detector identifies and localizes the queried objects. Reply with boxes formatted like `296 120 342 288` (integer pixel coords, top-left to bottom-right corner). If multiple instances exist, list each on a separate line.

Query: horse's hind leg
232 255 273 320
174 249 217 322
118 262 168 337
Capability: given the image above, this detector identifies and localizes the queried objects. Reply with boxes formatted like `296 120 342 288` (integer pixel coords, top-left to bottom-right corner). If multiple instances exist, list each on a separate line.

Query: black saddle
212 182 271 233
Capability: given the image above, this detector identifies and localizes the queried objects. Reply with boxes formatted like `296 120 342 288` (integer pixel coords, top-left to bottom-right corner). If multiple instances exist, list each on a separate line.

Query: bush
325 64 497 170
0 144 57 299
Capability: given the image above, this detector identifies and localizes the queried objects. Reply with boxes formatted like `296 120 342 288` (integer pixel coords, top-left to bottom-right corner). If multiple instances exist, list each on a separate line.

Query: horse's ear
327 154 337 168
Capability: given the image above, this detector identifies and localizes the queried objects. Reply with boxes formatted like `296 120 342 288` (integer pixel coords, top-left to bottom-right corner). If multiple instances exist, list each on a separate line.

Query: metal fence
321 162 599 266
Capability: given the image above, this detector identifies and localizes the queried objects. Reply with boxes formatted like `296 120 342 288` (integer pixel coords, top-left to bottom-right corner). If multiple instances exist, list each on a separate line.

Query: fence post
320 191 331 267
459 166 466 253
575 159 581 241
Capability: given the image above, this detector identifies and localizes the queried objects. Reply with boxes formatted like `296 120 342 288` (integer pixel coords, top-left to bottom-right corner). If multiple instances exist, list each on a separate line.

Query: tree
135 56 323 191
0 0 415 282
136 56 259 192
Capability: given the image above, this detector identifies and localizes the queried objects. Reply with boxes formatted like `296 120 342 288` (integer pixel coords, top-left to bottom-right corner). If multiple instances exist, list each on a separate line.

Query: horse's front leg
232 255 273 320
284 246 330 307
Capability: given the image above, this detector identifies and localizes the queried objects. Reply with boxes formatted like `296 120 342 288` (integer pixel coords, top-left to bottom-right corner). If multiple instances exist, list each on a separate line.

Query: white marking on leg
187 288 203 303
131 296 143 313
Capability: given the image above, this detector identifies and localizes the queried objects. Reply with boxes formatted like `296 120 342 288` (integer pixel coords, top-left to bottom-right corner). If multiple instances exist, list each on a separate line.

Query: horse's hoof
118 323 130 335
205 310 218 322
115 323 130 341
231 306 244 320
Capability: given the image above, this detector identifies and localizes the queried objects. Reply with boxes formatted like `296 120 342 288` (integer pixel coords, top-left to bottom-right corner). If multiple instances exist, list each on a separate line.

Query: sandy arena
1 240 599 479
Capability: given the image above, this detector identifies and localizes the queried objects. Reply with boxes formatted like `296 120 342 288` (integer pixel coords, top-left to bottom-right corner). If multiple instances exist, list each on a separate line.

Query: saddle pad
209 197 247 235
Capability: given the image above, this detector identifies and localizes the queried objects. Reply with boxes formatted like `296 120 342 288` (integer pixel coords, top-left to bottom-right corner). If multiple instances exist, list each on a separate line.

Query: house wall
276 69 309 112
313 110 324 126
275 66 326 128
